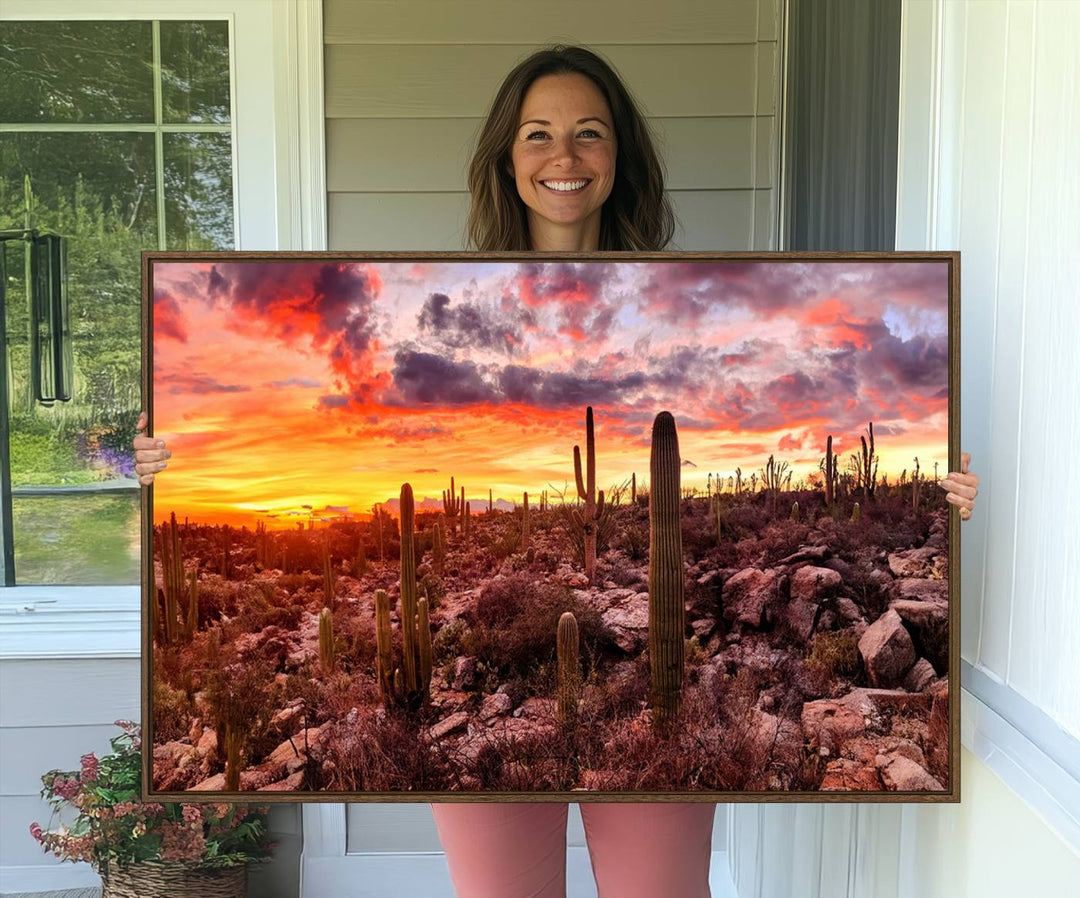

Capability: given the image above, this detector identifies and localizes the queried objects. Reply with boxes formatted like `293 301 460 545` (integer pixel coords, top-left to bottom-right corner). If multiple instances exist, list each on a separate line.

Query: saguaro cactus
860 422 878 502
556 611 580 727
790 500 800 521
184 570 199 639
220 525 233 579
442 477 464 533
373 504 385 560
372 485 434 711
522 491 531 552
319 607 335 673
852 501 861 522
400 484 420 693
322 537 335 610
912 456 922 512
648 411 685 731
158 512 184 645
823 434 837 507
374 588 393 701
417 596 432 702
574 406 605 584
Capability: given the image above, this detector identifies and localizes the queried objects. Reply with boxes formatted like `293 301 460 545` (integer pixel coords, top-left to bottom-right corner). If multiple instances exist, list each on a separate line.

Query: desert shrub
679 497 721 560
464 574 610 682
204 658 282 770
756 520 812 565
431 618 468 664
805 631 861 679
152 679 193 742
276 572 322 595
260 603 305 630
595 554 646 590
320 708 450 791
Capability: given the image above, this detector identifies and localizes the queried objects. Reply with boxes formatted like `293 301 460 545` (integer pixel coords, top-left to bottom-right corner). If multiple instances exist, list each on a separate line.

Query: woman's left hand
940 451 979 521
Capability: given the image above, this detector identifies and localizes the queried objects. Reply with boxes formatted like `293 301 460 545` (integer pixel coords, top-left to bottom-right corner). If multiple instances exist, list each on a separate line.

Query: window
0 18 235 586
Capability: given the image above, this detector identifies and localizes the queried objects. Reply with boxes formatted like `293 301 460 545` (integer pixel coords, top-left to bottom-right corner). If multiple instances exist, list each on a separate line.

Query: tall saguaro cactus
556 611 580 727
372 485 433 711
522 491 531 552
374 588 393 700
860 421 878 502
648 411 685 731
823 434 837 507
399 483 420 694
158 512 183 645
574 406 605 584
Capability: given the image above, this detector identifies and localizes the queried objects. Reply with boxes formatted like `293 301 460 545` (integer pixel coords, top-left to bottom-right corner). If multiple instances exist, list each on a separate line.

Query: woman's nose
549 134 580 165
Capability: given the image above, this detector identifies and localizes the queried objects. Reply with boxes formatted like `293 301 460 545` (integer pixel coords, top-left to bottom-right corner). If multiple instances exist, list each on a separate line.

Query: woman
135 45 979 898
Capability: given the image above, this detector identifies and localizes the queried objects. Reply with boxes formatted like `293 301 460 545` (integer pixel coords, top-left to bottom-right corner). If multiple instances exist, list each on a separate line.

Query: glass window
0 19 234 585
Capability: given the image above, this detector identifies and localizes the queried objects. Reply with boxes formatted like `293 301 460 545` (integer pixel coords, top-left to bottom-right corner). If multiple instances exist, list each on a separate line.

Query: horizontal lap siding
325 0 780 252
0 658 139 869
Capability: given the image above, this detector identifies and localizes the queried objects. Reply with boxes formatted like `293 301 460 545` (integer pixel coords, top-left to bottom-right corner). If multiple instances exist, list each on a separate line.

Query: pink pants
431 802 715 898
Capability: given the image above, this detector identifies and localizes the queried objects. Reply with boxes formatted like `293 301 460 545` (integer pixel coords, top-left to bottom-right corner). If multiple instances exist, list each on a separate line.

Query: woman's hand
133 411 170 486
940 451 979 521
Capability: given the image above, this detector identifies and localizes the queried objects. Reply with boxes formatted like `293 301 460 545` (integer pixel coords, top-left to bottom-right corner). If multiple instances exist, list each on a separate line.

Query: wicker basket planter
101 862 247 898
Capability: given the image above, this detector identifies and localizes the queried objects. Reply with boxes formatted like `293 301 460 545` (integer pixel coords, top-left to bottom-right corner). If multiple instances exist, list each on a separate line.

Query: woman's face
508 73 617 250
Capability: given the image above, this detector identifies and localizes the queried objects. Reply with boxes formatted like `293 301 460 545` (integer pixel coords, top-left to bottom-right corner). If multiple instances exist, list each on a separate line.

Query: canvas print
144 253 957 800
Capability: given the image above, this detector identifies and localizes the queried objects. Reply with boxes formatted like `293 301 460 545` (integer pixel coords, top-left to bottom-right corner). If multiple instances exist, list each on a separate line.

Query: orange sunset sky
151 259 950 528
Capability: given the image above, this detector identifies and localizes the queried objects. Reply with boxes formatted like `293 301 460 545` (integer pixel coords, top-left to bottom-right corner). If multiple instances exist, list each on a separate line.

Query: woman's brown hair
466 45 676 252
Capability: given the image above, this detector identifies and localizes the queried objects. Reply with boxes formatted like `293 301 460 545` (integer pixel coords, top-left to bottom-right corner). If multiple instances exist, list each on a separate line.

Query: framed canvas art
142 251 959 802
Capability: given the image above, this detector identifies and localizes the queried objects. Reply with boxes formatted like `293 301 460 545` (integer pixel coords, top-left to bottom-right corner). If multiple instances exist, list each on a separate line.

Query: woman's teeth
542 179 589 192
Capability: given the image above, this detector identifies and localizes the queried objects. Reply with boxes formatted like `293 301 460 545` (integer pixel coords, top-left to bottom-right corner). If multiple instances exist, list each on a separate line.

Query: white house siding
324 0 781 251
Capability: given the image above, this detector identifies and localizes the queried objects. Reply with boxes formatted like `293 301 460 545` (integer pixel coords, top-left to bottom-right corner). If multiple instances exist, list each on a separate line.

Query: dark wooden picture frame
142 250 959 803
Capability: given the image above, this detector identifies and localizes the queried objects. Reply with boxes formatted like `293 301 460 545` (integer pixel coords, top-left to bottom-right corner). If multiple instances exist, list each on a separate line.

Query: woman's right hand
133 411 170 486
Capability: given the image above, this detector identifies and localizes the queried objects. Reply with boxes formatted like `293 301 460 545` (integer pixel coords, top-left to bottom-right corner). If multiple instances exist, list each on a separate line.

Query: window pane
2 131 153 495
160 20 232 124
0 21 154 124
164 133 235 250
12 493 141 585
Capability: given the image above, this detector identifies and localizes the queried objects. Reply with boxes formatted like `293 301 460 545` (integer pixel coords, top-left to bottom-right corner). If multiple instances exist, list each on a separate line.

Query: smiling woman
465 45 674 253
508 73 618 251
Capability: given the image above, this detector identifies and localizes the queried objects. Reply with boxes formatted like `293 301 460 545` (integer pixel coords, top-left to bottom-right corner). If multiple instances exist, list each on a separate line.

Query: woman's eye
525 130 549 140
579 129 601 138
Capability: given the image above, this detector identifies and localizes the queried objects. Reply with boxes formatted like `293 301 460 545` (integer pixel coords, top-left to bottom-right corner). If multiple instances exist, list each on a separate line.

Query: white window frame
0 0 326 660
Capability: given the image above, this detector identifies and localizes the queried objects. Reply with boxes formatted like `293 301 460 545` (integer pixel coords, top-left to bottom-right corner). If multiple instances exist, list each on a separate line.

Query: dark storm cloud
318 395 351 409
499 365 648 410
390 351 497 406
417 292 529 354
637 260 950 322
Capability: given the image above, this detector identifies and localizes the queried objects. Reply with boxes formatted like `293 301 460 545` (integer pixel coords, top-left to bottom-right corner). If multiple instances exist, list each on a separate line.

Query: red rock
820 758 883 791
722 568 785 629
790 566 842 603
879 755 944 791
858 609 916 687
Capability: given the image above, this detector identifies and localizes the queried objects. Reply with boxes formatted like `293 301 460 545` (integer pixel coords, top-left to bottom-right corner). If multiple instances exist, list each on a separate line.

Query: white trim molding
273 0 328 251
960 670 1080 853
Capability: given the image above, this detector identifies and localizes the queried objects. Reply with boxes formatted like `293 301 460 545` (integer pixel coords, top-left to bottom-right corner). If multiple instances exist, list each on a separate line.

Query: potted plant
30 720 273 897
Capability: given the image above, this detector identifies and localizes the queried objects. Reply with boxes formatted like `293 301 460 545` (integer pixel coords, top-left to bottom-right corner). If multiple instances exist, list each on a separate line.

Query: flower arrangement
30 720 273 876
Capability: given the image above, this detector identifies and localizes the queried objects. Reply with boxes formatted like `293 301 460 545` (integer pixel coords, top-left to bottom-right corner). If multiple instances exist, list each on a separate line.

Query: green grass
13 493 140 584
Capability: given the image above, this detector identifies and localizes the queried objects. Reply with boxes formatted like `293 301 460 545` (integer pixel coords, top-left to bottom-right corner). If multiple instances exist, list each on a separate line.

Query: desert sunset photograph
147 256 954 797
